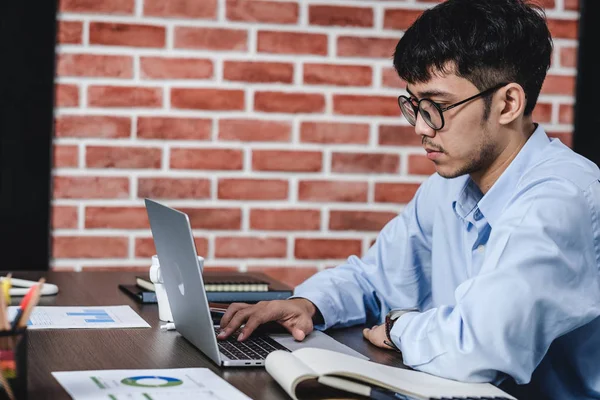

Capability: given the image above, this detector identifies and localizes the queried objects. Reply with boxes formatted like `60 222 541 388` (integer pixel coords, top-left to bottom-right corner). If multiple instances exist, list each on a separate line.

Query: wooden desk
10 271 408 399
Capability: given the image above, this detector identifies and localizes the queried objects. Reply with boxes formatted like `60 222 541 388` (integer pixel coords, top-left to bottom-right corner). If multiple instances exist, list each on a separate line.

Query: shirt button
477 245 485 254
473 208 483 221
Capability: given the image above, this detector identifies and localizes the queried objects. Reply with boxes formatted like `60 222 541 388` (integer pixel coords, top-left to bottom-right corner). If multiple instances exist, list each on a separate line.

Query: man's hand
217 298 317 342
362 324 396 350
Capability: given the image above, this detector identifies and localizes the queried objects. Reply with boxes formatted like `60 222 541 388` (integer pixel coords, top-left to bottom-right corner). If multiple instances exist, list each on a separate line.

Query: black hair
393 0 553 116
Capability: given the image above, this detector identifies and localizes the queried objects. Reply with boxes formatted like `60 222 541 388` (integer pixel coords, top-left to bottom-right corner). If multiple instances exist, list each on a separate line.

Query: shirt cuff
389 311 419 350
288 292 336 331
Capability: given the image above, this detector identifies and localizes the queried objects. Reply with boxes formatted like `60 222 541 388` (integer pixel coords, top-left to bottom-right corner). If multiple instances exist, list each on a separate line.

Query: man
218 0 600 398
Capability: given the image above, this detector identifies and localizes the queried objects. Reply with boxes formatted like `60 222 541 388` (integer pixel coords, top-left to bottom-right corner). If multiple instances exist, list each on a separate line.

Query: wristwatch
384 308 419 351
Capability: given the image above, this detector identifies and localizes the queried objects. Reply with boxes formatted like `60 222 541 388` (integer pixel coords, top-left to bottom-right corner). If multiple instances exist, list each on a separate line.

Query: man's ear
497 83 527 125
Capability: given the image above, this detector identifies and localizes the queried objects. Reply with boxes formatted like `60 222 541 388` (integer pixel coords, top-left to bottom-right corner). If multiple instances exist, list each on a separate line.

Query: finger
280 315 313 342
238 314 268 341
291 328 306 341
219 307 256 337
362 328 370 340
219 303 250 329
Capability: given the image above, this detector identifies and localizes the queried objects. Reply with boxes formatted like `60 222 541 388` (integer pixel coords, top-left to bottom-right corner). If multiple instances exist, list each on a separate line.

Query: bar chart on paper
7 306 150 329
52 368 251 400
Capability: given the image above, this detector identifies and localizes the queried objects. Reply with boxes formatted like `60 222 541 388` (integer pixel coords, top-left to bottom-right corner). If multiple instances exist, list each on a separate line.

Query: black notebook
133 271 293 303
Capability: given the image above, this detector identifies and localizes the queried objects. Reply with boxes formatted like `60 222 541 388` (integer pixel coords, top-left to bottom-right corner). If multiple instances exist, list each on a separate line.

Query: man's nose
414 112 436 138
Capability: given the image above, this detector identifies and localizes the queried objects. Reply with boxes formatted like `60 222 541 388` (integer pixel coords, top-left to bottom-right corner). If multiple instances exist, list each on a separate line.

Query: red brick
532 103 553 123
140 57 213 80
137 117 211 140
300 122 369 145
180 208 242 230
252 150 322 172
547 131 573 148
56 84 79 107
90 22 166 48
560 46 577 68
379 125 421 146
219 119 291 142
304 64 372 87
218 179 288 200
547 19 578 40
564 0 579 11
57 21 82 44
170 148 243 170
558 104 574 124
408 154 436 175
86 146 162 169
135 236 208 258
382 67 406 88
175 27 247 51
144 0 217 19
57 54 133 78
54 145 79 168
383 9 423 30
374 183 420 203
254 92 325 114
224 61 294 83
295 238 361 259
537 0 556 8
171 88 244 111
298 180 368 202
334 95 399 116
215 237 287 258
53 236 128 258
55 115 131 138
332 152 400 174
257 31 327 56
52 206 78 229
60 0 134 14
337 36 398 58
227 0 298 24
540 75 576 96
246 266 318 288
137 178 211 199
309 5 373 27
88 86 162 108
53 176 129 199
85 207 148 229
250 209 320 231
329 210 397 231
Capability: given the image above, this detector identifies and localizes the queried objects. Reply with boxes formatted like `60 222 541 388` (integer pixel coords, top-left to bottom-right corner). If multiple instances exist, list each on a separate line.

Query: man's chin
434 163 468 179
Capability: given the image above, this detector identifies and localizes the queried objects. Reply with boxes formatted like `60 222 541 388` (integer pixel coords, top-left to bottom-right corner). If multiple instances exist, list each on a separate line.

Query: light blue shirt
293 126 600 399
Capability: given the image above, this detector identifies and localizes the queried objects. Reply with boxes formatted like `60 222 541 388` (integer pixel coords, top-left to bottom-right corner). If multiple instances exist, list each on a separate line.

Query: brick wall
52 0 579 284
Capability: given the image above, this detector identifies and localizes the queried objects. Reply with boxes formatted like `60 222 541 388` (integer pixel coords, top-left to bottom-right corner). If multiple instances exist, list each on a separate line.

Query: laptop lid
144 198 222 366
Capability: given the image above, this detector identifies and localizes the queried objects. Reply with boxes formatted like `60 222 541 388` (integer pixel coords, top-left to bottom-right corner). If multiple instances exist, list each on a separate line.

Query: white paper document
52 368 251 400
8 306 150 329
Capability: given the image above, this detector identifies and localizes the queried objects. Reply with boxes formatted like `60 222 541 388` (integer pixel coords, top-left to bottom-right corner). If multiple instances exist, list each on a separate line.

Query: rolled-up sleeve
293 177 437 330
391 178 600 384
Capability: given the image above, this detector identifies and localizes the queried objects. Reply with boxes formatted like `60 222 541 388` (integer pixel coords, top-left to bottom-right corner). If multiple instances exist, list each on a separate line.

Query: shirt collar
476 124 551 228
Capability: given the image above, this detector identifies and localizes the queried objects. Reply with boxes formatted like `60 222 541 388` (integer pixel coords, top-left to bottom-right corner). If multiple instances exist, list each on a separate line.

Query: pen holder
0 329 27 400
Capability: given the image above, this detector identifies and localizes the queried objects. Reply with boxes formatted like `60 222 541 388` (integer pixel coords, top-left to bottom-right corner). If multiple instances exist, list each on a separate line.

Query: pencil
17 278 45 329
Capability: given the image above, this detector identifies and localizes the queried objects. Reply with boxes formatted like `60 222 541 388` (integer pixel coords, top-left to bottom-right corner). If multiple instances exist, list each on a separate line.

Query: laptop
144 198 292 367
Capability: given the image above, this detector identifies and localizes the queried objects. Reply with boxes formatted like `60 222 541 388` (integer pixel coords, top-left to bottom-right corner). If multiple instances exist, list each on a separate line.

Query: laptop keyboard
214 327 290 360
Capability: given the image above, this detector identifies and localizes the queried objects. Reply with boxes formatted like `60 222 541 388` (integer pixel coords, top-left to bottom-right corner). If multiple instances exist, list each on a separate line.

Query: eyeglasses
398 82 509 130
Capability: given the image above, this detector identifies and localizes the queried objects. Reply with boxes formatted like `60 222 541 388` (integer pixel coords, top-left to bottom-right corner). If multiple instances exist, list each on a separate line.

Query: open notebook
265 348 515 400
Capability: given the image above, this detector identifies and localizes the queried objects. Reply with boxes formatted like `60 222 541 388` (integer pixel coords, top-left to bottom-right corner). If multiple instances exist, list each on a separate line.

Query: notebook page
292 348 515 399
265 350 318 400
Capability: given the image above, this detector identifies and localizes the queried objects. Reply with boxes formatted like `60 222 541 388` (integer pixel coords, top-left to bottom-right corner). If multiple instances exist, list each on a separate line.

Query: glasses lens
398 97 417 126
420 100 443 129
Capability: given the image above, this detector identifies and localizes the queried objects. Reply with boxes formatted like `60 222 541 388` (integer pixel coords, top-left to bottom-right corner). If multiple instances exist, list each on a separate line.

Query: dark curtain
0 0 57 270
573 0 600 166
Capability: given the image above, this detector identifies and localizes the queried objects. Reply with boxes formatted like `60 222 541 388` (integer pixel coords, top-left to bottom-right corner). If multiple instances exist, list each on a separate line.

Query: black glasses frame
398 82 510 130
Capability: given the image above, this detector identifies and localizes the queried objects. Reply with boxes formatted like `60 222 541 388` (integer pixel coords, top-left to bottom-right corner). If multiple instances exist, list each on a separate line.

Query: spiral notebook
132 271 293 303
